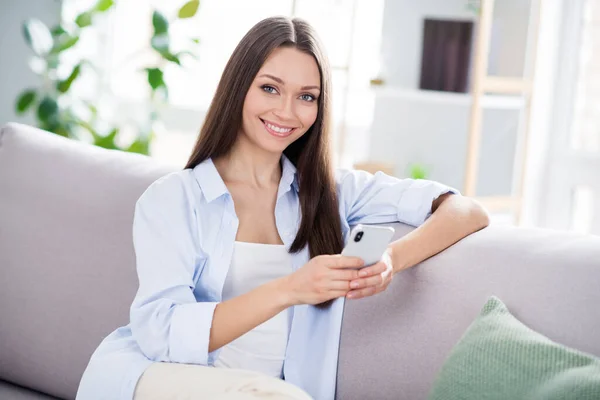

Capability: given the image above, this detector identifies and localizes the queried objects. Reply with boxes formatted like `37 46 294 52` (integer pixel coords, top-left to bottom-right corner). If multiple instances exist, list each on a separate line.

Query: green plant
408 163 429 180
15 0 201 155
466 0 481 14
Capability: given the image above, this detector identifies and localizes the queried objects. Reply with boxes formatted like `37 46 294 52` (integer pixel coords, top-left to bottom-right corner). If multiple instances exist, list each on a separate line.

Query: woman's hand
281 255 364 306
346 248 394 300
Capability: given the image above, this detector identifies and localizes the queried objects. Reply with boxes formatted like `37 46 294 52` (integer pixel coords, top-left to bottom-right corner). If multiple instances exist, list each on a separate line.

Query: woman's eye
300 94 316 102
261 85 277 94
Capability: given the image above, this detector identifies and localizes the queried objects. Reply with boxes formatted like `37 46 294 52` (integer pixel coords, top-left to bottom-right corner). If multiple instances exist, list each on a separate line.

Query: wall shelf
370 87 525 110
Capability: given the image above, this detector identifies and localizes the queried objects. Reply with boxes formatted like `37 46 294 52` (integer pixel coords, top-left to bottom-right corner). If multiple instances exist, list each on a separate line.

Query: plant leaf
94 0 114 12
45 122 67 137
54 121 75 138
146 68 164 90
57 63 82 93
191 38 201 44
86 102 98 118
152 10 169 35
46 53 60 69
51 35 80 54
74 119 100 138
15 89 37 114
127 134 152 155
408 164 428 180
161 52 181 65
37 97 59 124
22 19 53 56
178 0 200 19
75 12 93 28
151 33 170 54
151 34 180 65
50 25 67 37
94 128 119 149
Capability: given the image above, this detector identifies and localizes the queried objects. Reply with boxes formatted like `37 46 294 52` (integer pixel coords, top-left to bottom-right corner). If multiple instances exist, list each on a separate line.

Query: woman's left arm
346 194 490 299
389 193 489 273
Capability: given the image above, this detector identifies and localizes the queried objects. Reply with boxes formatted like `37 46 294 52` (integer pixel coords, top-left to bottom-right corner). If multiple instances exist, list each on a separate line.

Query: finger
330 269 360 281
326 290 351 301
328 255 364 269
358 261 386 277
325 280 352 291
346 286 378 300
349 274 385 290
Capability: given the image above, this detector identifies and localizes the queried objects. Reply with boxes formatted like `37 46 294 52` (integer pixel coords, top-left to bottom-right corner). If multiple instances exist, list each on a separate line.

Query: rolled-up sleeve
129 174 218 365
337 169 460 227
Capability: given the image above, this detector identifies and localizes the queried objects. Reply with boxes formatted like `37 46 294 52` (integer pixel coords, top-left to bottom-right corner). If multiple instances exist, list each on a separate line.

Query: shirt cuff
397 180 460 227
169 301 219 365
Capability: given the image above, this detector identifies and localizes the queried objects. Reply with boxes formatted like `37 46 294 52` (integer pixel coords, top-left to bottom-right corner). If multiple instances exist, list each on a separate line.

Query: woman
77 16 489 400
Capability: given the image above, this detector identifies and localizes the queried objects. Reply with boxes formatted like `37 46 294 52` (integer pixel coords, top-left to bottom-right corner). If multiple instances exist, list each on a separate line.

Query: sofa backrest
338 221 600 400
0 123 175 399
3 123 600 400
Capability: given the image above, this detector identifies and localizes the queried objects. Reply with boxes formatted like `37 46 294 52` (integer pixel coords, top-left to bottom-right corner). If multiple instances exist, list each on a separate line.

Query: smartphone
341 224 396 267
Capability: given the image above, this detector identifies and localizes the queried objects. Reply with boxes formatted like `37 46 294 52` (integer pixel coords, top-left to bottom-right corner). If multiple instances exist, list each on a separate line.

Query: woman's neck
214 137 282 188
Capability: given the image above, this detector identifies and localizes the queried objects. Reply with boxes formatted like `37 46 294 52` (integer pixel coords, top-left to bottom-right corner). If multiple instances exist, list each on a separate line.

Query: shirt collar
281 154 300 194
192 155 299 203
192 158 229 203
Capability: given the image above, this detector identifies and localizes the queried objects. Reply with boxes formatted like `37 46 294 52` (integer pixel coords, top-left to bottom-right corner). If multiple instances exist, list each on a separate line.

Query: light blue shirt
76 156 457 400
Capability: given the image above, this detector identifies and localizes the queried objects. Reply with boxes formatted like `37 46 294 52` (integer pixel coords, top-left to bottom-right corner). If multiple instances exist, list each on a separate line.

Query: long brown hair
184 16 343 258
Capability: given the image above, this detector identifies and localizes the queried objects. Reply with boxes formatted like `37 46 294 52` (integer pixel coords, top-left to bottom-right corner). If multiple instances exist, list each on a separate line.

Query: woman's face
240 46 321 155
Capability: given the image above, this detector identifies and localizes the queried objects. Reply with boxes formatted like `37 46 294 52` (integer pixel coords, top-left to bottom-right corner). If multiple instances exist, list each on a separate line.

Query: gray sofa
1 122 599 400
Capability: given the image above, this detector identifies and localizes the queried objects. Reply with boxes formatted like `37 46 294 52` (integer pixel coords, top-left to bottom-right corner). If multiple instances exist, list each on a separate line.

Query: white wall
368 92 521 195
493 0 532 77
363 0 532 195
0 0 61 126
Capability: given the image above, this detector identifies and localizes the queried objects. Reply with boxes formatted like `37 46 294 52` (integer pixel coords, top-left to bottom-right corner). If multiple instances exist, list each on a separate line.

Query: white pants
133 362 313 400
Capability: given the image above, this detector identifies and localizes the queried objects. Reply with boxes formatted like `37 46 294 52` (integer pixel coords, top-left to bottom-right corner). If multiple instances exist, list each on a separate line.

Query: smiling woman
184 17 343 257
245 49 321 146
75 15 476 400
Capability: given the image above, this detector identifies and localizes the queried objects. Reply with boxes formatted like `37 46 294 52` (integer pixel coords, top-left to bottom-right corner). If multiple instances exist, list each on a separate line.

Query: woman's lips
261 119 296 138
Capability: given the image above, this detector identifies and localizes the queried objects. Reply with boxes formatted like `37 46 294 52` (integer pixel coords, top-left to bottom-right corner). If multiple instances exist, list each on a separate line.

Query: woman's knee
134 363 312 400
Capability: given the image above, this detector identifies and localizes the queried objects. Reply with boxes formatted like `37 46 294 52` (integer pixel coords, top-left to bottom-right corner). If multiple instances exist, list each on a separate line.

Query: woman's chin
261 141 290 154
257 131 296 152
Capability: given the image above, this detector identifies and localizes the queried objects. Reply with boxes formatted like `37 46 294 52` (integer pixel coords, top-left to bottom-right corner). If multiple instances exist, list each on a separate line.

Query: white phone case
341 224 395 267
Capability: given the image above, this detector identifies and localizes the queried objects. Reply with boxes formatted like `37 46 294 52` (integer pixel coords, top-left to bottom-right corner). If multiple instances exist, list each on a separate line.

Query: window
109 0 295 109
570 0 600 152
62 0 384 166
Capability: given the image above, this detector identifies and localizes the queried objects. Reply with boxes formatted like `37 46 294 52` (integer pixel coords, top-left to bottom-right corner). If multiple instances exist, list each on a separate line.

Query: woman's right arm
129 174 363 365
208 254 364 353
129 175 218 365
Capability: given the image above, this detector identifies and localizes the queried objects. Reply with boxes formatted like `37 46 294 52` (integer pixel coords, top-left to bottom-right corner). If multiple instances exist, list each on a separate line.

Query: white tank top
214 241 293 378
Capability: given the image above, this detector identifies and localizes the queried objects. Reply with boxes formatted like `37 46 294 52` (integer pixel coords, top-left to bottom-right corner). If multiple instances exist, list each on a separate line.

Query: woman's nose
273 96 295 121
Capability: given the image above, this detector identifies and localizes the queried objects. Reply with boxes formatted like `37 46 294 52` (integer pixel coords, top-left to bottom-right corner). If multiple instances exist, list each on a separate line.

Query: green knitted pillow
428 296 600 400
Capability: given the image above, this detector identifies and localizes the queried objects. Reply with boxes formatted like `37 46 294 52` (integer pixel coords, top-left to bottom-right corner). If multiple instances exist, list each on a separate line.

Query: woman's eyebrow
258 74 320 91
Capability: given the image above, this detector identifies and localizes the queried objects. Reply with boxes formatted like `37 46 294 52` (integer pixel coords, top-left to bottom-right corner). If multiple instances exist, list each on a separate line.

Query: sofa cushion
428 296 600 400
0 123 176 399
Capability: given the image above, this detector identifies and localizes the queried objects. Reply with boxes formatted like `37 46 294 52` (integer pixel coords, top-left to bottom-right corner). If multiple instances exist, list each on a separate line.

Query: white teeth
265 122 292 133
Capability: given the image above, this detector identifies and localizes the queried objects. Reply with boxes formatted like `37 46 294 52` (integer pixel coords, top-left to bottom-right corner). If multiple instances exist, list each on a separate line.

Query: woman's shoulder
334 168 391 195
334 168 373 186
136 169 202 210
